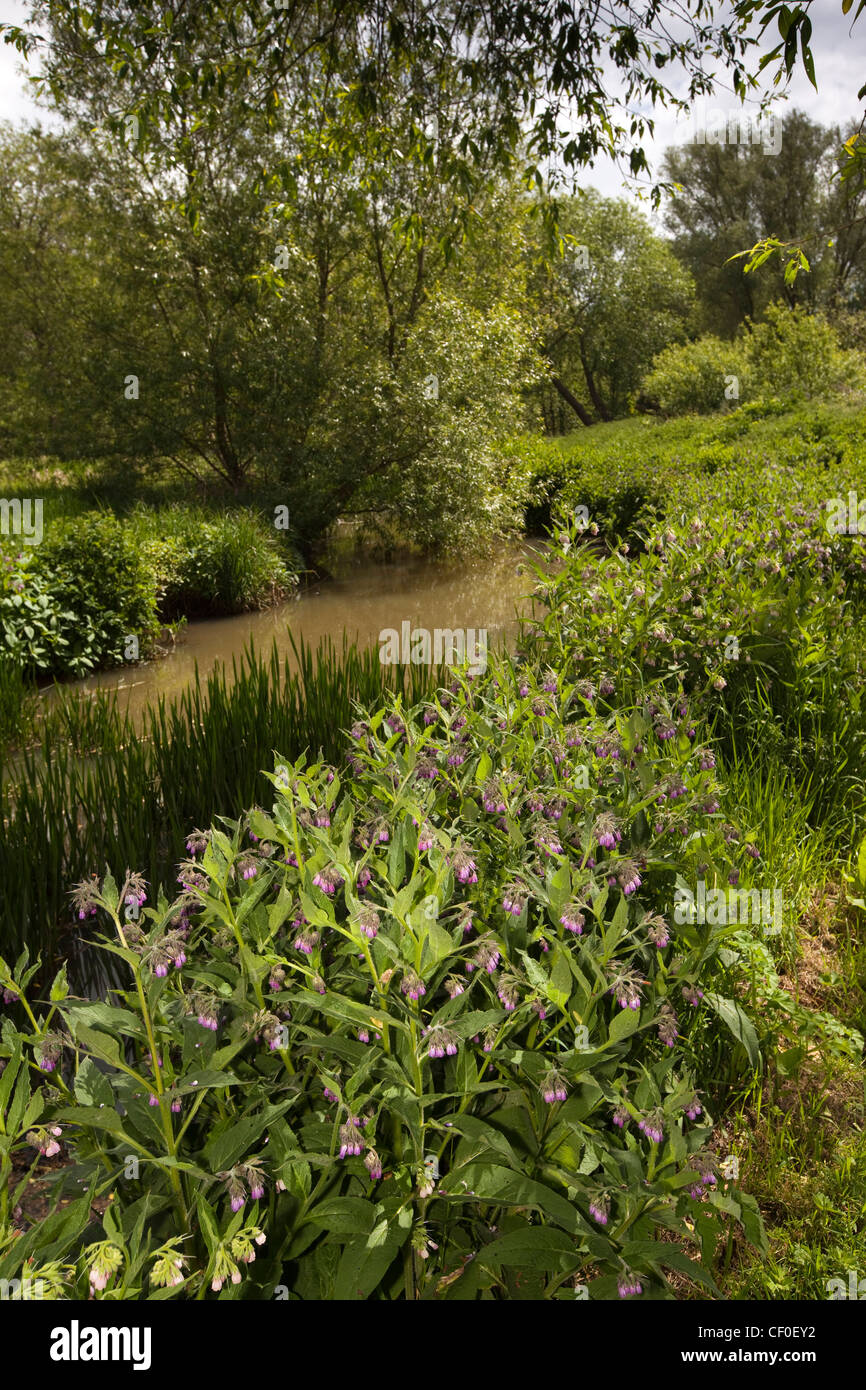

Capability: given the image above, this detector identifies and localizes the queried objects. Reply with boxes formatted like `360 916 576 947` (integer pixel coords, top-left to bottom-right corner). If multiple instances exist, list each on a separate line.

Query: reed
0 632 440 984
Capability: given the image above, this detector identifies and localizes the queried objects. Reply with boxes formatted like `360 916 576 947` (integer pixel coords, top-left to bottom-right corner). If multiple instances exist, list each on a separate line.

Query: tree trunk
551 374 592 426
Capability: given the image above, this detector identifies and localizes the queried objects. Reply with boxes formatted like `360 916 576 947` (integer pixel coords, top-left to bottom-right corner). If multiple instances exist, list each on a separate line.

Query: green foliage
642 336 748 416
0 625 767 1299
0 637 439 973
643 305 866 418
2 514 159 678
533 192 696 424
130 506 296 617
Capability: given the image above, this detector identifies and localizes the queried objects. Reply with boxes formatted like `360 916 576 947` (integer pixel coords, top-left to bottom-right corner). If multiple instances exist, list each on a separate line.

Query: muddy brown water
53 540 546 725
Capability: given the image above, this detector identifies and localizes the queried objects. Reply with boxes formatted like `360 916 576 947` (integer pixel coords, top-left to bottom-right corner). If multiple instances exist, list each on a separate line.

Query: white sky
1 0 863 212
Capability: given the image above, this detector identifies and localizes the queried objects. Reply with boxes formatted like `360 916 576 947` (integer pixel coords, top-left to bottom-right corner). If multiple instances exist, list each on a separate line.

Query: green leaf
478 1226 581 1273
308 1197 377 1235
74 1056 115 1109
704 992 761 1070
49 962 69 1002
202 1100 293 1172
607 1006 642 1045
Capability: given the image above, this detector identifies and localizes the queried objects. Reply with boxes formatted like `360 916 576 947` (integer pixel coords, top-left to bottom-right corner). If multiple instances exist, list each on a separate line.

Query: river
54 540 546 723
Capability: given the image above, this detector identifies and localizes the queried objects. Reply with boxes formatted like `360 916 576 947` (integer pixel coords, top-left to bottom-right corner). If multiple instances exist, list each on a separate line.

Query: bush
744 303 864 403
642 305 866 419
641 336 748 417
133 507 297 617
1 513 159 677
0 600 772 1300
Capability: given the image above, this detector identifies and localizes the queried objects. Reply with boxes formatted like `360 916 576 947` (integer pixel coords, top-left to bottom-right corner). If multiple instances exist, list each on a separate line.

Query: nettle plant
0 653 767 1300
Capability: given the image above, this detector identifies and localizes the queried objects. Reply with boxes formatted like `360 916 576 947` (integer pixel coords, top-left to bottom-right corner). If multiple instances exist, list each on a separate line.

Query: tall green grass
0 634 440 985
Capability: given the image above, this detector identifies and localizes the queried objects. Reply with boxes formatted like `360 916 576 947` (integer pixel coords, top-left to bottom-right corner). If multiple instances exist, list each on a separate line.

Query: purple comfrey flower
315 809 331 828
415 757 440 781
532 999 548 1020
196 1004 219 1031
482 779 507 814
592 814 621 851
684 1094 703 1122
655 718 676 742
447 747 466 768
323 1085 339 1104
312 973 326 995
148 1093 160 1107
458 905 475 936
700 751 716 771
358 1028 370 1043
312 864 343 896
560 903 585 935
423 705 438 725
502 884 527 916
531 697 550 718
589 1197 609 1225
338 1121 363 1159
250 1179 265 1201
450 847 477 884
682 984 704 1007
365 1149 383 1181
599 676 615 697
657 1006 678 1048
637 1110 664 1144
427 1025 458 1059
481 1027 497 1053
745 842 760 860
541 669 558 694
268 966 286 992
544 797 566 821
612 1106 629 1129
357 867 372 892
445 975 465 998
186 829 209 857
497 976 520 1012
293 927 321 956
564 724 584 748
238 857 258 881
468 937 500 975
535 830 563 857
541 1070 568 1105
416 822 434 852
171 1097 182 1113
349 721 367 741
356 908 380 940
401 969 426 1002
617 1276 643 1298
644 917 670 949
37 1034 63 1074
616 860 642 896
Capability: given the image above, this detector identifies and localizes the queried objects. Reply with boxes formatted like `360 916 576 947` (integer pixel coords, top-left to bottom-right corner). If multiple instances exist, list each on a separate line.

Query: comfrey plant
0 664 766 1299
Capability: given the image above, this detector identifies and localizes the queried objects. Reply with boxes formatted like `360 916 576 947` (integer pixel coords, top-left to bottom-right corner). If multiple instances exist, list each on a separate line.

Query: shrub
0 514 159 678
641 336 748 417
0 617 769 1299
743 303 865 403
145 508 296 617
